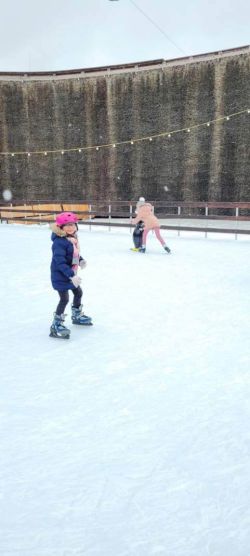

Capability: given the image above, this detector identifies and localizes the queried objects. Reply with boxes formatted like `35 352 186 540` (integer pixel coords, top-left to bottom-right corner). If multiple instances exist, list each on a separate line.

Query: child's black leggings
56 287 83 315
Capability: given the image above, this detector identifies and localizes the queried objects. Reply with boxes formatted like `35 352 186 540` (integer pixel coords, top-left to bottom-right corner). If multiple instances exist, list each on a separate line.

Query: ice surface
0 224 250 556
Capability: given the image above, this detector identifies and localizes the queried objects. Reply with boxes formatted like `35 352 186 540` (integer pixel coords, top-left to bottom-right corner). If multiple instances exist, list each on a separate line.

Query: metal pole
108 204 111 232
89 204 92 231
129 204 133 231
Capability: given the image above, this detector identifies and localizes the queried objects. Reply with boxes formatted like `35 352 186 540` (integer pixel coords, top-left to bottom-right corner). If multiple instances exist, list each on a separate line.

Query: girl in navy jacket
50 212 92 339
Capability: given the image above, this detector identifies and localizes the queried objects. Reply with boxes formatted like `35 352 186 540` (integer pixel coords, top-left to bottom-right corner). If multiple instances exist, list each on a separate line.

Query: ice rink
0 223 250 556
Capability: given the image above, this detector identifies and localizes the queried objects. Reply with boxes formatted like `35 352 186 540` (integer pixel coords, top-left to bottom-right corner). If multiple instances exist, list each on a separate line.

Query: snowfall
0 222 250 556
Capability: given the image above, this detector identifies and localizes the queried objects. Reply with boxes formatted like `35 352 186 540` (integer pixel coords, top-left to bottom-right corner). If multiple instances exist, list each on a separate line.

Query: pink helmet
55 212 78 227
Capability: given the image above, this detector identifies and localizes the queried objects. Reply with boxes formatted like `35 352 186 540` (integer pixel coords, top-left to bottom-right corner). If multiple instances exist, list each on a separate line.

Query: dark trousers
55 287 83 315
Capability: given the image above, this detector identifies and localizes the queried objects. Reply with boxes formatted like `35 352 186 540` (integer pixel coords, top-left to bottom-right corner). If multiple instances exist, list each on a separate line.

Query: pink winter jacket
133 203 160 229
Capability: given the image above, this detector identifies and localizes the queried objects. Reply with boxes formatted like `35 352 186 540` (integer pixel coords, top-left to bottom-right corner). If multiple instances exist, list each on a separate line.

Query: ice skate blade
72 320 93 326
49 331 70 339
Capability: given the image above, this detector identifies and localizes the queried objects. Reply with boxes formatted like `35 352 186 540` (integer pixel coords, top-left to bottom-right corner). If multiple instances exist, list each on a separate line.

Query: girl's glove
70 275 82 288
79 259 87 269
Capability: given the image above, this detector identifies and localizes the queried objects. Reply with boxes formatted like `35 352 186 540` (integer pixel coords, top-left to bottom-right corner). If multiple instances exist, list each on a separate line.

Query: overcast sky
0 0 249 72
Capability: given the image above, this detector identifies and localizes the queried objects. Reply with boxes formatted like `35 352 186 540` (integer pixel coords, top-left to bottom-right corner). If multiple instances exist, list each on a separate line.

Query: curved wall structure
0 46 249 202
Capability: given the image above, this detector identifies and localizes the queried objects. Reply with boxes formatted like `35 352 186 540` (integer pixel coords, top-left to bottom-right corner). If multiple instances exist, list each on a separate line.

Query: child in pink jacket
133 203 171 253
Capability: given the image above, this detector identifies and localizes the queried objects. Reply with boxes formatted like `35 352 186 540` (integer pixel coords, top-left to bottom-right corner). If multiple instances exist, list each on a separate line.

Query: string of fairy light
0 108 249 158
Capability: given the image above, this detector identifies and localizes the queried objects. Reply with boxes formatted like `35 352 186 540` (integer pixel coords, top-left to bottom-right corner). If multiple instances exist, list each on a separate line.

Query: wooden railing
0 203 91 223
1 201 250 235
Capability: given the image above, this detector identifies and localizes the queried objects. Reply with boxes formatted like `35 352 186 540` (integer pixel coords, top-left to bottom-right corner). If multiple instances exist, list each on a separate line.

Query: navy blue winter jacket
50 231 76 291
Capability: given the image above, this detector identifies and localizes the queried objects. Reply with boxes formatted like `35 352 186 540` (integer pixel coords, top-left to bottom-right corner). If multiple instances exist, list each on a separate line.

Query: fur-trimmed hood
50 223 68 238
50 222 79 239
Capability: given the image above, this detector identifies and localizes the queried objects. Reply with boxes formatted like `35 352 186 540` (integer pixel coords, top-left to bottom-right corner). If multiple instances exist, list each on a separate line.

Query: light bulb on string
96 147 99 151
2 107 249 159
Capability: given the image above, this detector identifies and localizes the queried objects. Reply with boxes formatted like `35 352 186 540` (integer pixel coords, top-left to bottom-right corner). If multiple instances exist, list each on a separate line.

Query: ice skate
71 305 93 325
49 313 70 339
164 245 171 253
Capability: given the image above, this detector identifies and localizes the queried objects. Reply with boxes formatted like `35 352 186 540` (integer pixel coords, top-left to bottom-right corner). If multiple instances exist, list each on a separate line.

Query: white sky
0 0 249 72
